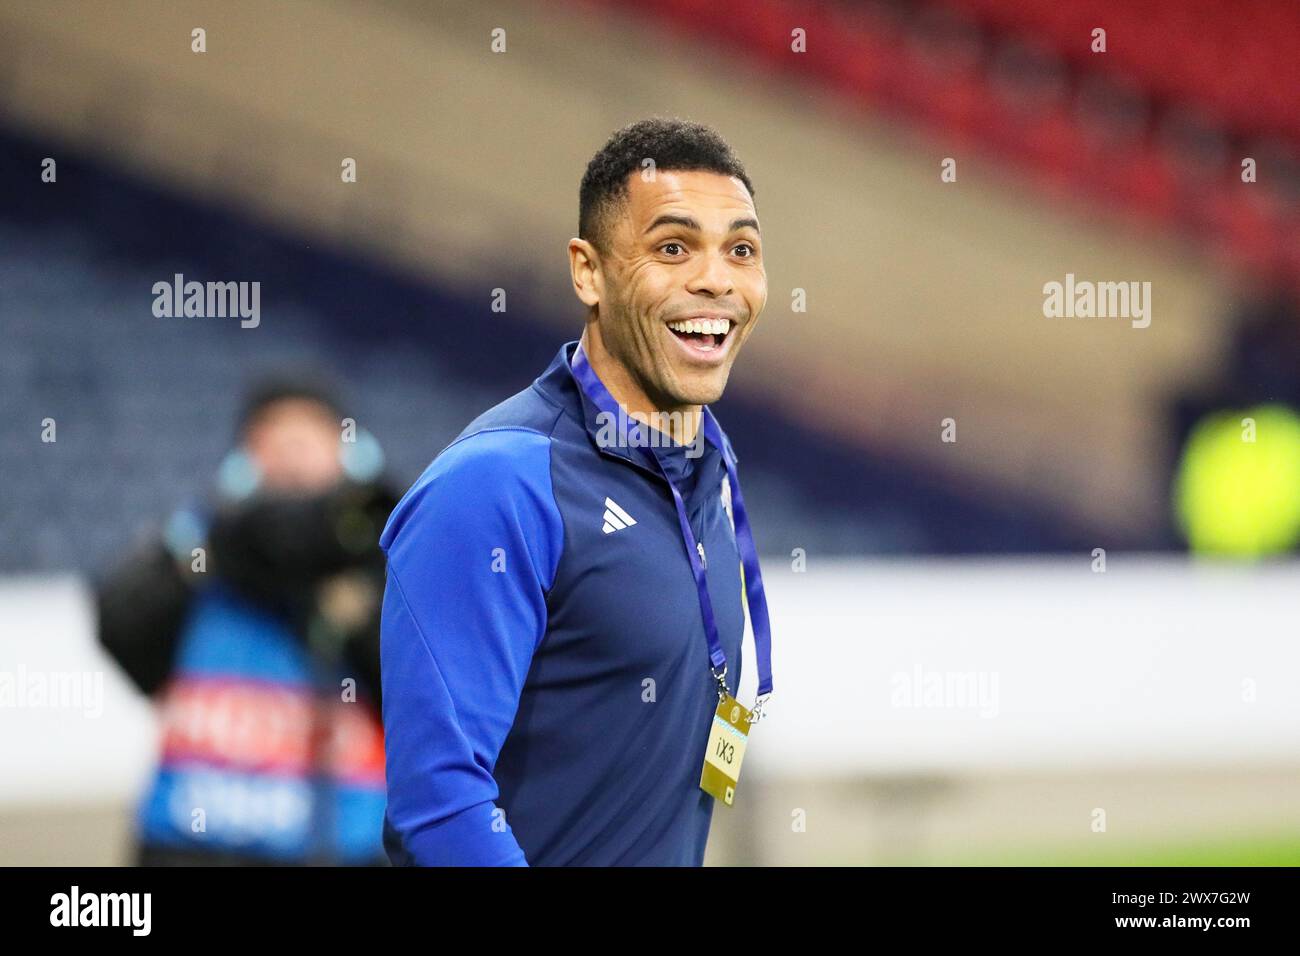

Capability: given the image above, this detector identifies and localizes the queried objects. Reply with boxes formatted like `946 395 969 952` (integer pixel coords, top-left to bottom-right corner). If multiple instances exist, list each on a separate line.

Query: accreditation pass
699 693 751 807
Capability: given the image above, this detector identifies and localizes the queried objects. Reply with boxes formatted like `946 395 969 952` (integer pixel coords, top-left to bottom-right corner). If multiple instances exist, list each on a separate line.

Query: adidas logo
602 497 637 534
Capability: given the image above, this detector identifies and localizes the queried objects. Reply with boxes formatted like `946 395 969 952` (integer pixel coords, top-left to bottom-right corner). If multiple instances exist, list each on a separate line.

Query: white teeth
668 318 730 335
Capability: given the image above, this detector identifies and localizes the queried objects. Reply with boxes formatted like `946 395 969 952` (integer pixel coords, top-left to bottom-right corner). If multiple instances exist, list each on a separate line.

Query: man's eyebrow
644 214 700 234
642 214 762 234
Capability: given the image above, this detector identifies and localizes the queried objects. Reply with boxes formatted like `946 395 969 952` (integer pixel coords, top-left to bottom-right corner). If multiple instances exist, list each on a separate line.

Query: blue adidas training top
379 340 747 865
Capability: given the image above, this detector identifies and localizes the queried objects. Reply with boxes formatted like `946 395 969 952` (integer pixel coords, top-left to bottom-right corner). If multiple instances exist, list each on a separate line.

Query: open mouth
666 316 734 354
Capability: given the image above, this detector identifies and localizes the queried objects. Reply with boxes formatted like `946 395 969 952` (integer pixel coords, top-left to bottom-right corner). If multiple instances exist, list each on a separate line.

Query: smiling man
379 118 775 866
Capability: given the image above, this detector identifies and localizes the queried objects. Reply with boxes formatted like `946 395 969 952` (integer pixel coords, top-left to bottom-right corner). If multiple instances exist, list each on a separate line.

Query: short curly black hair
579 117 755 254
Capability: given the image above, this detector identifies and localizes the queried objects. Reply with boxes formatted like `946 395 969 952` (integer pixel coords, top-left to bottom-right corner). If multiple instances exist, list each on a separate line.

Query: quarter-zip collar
531 340 739 487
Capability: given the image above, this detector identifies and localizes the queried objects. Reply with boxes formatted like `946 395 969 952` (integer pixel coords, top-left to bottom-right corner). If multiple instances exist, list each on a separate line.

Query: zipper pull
697 541 707 569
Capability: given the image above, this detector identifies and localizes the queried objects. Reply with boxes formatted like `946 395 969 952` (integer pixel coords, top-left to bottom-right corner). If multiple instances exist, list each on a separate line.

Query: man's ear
568 238 602 308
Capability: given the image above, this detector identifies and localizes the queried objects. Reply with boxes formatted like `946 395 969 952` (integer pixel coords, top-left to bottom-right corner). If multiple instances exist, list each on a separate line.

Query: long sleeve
378 428 564 866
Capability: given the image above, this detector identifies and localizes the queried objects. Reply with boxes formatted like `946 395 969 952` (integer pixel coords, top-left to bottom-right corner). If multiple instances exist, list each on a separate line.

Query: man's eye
733 243 755 257
660 242 684 256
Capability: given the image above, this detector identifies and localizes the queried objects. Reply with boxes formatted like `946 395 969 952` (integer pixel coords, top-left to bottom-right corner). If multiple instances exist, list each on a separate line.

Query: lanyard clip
748 693 771 725
711 665 728 702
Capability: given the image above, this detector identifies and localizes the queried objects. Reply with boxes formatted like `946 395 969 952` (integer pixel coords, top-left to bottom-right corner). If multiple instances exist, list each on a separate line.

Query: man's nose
685 251 735 298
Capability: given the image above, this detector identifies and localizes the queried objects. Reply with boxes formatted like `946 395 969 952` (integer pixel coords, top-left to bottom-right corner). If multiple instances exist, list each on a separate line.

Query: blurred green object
1174 404 1300 557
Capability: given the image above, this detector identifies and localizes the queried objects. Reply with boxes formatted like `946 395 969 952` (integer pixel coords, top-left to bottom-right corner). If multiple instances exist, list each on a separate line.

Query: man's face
244 398 343 493
583 169 767 408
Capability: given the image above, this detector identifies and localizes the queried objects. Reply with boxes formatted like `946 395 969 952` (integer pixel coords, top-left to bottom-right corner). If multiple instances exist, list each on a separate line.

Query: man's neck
579 328 701 446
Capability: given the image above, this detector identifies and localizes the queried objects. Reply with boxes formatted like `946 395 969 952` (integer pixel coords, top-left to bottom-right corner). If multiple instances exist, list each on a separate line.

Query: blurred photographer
96 377 397 865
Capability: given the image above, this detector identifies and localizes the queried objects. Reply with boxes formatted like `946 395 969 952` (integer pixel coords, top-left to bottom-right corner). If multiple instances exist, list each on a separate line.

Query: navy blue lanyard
570 343 773 713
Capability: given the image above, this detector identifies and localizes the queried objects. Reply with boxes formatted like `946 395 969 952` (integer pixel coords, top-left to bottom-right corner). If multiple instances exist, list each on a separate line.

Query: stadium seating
0 129 1094 573
576 0 1300 292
